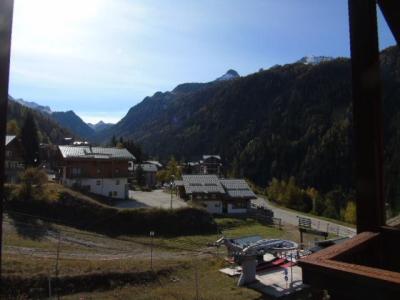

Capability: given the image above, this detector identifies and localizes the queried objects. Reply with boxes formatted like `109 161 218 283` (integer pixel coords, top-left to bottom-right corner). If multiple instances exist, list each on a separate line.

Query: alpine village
1 1 400 299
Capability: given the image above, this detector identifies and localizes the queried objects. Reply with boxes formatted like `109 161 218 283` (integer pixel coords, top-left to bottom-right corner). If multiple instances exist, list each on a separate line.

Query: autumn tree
6 120 19 135
18 168 48 201
343 201 356 224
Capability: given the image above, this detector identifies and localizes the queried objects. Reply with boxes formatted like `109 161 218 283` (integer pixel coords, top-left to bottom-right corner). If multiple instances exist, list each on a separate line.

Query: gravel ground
115 189 187 209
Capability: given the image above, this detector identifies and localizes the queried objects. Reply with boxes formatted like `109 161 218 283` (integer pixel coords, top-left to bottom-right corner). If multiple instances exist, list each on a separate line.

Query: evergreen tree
122 139 145 163
20 112 40 167
135 165 146 187
111 135 117 146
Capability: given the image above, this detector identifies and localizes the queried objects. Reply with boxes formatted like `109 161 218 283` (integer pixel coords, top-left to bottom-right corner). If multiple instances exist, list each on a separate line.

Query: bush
15 168 48 201
5 184 217 236
266 177 313 213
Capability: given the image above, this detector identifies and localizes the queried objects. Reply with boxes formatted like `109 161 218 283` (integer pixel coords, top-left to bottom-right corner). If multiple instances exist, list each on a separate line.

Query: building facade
5 135 24 183
183 155 223 176
200 155 222 175
177 175 256 214
58 145 135 199
134 163 157 188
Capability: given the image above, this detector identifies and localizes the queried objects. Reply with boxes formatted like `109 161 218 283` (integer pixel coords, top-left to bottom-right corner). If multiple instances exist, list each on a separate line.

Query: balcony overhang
299 228 400 298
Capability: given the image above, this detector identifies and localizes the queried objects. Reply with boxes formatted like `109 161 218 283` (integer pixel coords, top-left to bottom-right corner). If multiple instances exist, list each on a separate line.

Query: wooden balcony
299 228 400 299
298 1 400 299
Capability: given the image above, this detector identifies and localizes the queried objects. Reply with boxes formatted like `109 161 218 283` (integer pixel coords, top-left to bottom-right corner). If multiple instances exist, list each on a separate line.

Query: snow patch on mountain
297 55 333 65
215 69 240 81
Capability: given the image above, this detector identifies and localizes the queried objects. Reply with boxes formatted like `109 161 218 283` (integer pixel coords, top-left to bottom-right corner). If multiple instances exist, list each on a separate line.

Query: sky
9 0 396 124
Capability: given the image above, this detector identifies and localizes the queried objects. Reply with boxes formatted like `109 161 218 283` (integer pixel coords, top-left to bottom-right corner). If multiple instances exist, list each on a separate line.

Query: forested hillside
52 110 95 140
7 97 73 144
97 46 400 212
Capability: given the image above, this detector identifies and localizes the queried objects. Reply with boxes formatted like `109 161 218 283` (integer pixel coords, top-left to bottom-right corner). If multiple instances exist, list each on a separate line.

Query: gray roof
174 180 184 186
220 179 256 199
135 163 158 172
203 155 221 160
59 146 135 160
182 174 225 194
144 160 163 168
5 135 16 146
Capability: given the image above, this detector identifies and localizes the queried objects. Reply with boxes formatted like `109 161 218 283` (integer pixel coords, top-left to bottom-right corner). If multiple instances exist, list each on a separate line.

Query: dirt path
3 218 214 261
3 244 201 261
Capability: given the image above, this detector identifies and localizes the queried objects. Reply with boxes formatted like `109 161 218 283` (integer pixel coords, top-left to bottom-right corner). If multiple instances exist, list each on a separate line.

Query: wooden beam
377 0 400 45
299 232 400 298
348 0 385 233
0 0 14 280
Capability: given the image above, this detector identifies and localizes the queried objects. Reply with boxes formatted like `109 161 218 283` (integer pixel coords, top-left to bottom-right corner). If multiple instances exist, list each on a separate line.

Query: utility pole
48 274 52 299
55 232 61 277
170 184 173 210
290 253 293 284
170 182 174 210
170 175 175 210
194 260 199 300
0 0 14 282
150 231 155 270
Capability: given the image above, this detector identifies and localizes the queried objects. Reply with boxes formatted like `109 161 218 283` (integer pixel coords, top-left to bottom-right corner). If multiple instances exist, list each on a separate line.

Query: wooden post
194 258 200 300
377 0 400 45
348 0 385 233
55 232 61 277
300 229 303 246
150 231 155 270
0 0 14 281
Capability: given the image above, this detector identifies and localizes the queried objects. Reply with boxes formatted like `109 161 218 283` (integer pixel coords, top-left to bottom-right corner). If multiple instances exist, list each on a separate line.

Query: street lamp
170 175 175 210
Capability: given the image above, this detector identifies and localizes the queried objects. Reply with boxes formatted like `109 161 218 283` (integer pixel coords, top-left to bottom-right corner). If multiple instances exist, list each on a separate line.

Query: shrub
5 184 217 236
266 177 313 213
15 168 48 201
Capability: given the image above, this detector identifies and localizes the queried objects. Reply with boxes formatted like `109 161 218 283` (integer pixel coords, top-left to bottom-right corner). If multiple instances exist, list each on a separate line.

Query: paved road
252 196 356 238
115 189 187 209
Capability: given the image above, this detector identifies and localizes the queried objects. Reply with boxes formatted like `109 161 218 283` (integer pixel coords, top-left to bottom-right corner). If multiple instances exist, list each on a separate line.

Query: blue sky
9 0 396 123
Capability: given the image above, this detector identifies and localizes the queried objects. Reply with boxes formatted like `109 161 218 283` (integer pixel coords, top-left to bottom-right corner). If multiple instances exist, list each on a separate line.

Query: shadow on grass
7 211 58 240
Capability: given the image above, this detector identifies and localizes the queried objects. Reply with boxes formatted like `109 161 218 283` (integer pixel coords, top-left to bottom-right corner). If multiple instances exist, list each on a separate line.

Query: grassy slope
5 183 217 236
3 185 328 299
3 217 283 299
63 258 263 300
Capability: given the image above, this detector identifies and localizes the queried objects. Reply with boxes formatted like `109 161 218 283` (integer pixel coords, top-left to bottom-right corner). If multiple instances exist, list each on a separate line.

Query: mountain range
88 121 114 132
94 47 400 203
14 98 52 114
7 96 73 144
13 100 113 140
8 48 400 213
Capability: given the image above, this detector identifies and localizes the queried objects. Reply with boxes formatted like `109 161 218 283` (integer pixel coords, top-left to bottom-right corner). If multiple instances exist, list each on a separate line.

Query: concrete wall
227 204 247 214
63 177 128 199
200 200 223 214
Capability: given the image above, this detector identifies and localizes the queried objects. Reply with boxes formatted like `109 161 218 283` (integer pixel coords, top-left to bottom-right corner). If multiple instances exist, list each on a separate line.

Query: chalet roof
220 179 257 199
144 160 163 168
58 146 135 160
202 155 221 160
181 174 225 194
135 163 158 172
5 135 16 146
174 180 184 186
